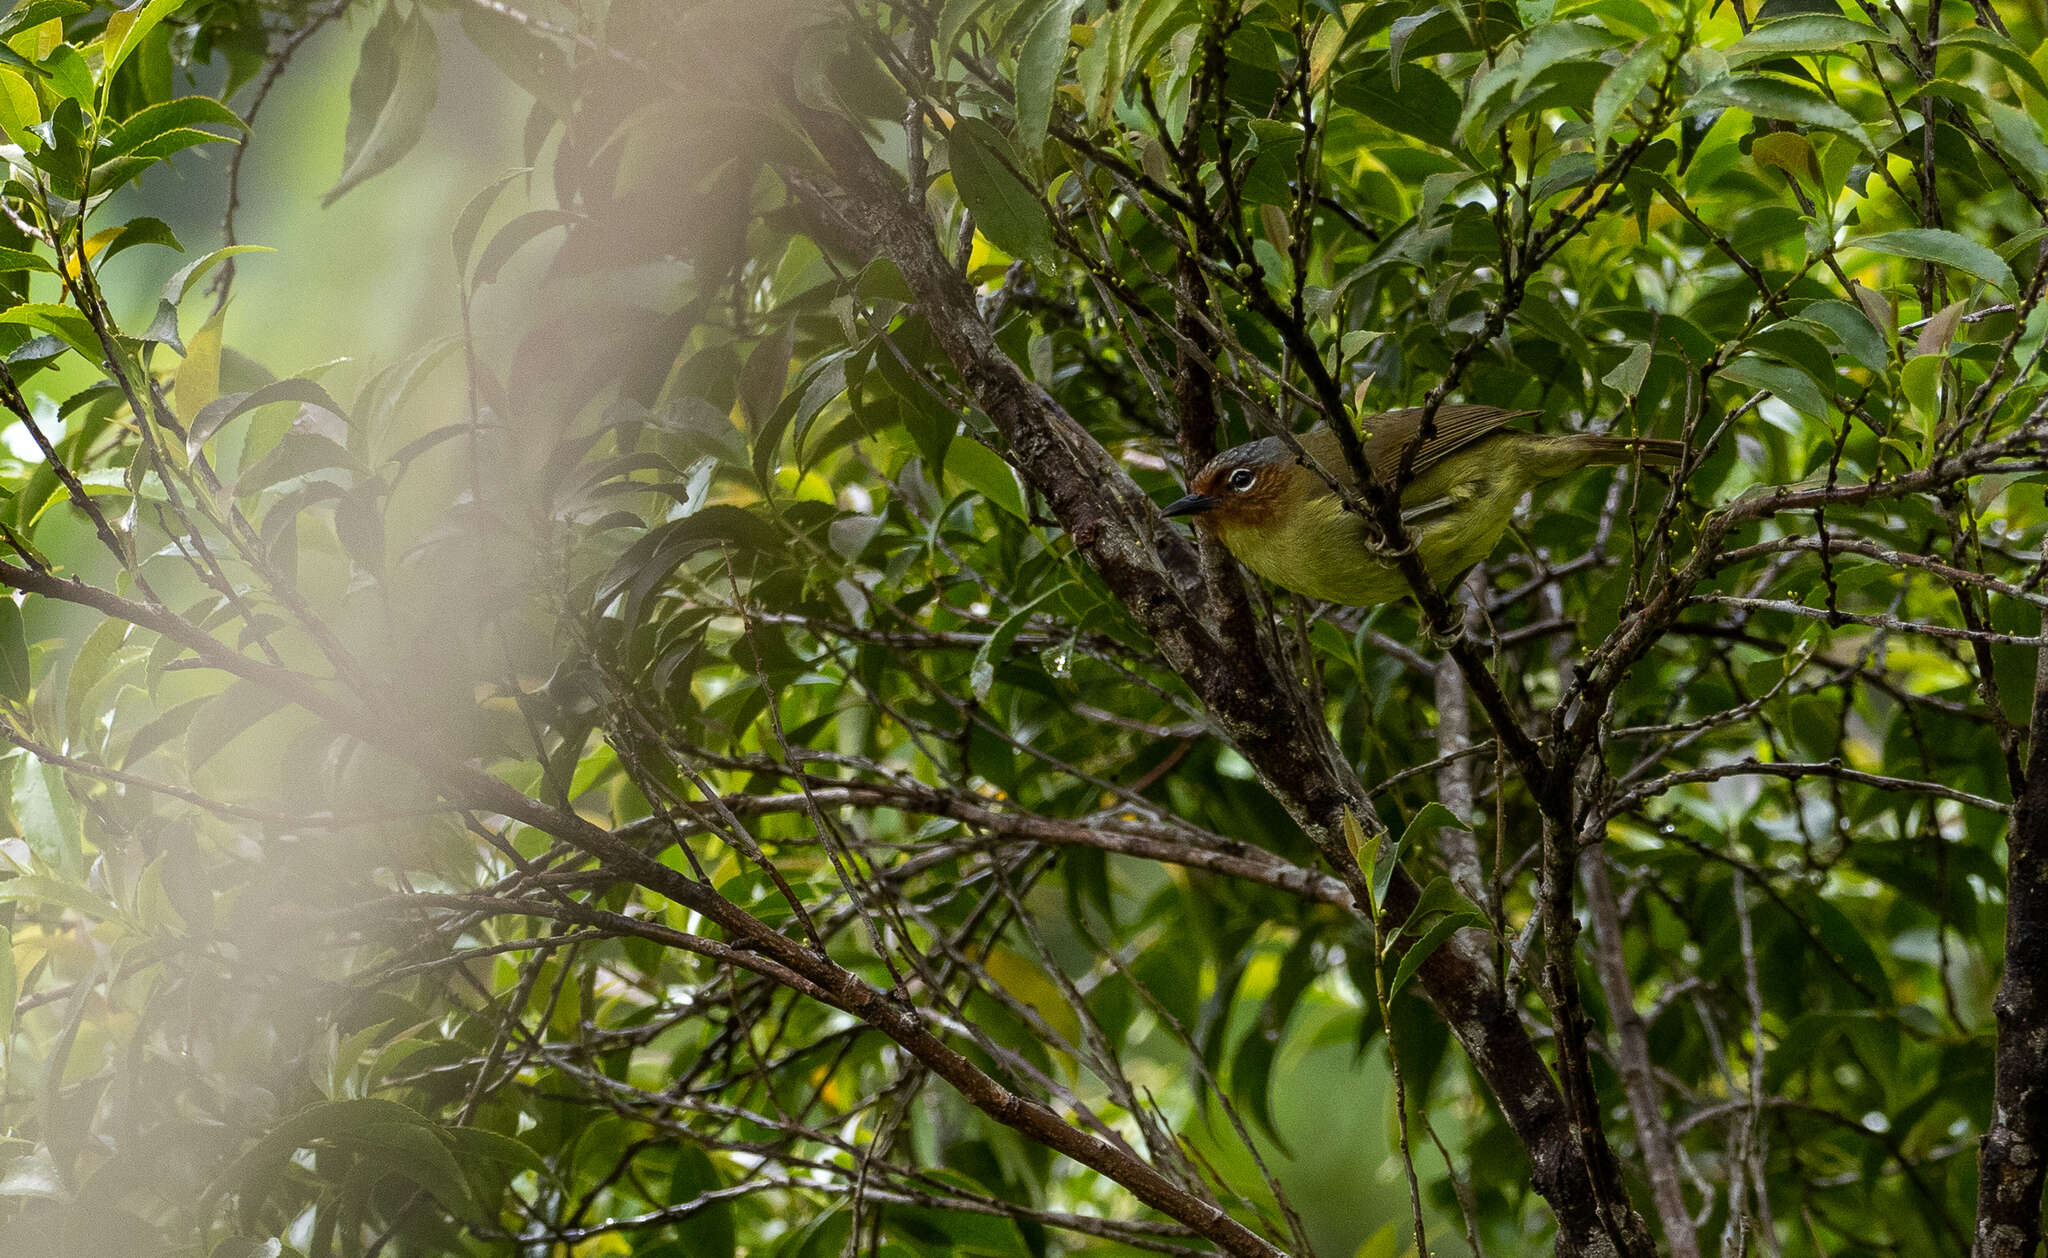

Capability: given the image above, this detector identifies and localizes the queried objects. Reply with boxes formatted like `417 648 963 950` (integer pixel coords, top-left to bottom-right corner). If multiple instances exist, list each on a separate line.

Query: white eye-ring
1227 468 1256 491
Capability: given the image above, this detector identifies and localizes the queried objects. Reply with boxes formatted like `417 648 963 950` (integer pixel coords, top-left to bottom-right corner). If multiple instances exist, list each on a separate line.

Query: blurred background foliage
0 0 2040 1255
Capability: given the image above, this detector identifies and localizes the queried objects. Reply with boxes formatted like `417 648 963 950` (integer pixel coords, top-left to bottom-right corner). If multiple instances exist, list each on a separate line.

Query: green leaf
323 2 440 207
1901 352 1942 458
1013 0 1078 156
753 350 851 484
451 167 530 274
0 303 100 361
1725 15 1884 64
440 1126 546 1175
1602 341 1652 399
1341 806 1380 909
970 583 1068 701
0 247 54 274
1797 298 1889 371
2 2 88 41
101 0 188 86
1400 800 1469 847
217 1098 443 1225
470 208 576 286
63 617 127 745
0 596 27 701
12 764 82 879
1721 353 1830 420
948 116 1052 271
0 874 116 919
0 923 13 1056
97 216 183 264
39 41 89 104
1688 75 1871 150
106 95 247 159
174 306 224 426
1592 39 1664 152
348 1121 475 1212
943 438 1027 522
1853 228 2017 297
190 378 348 454
1334 56 1461 148
936 0 999 64
1943 27 2048 99
1389 910 1487 996
668 1145 738 1258
163 245 273 305
1985 101 2048 195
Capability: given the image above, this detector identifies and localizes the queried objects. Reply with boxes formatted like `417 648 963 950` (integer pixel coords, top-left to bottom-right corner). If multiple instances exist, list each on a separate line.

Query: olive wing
1356 405 1538 483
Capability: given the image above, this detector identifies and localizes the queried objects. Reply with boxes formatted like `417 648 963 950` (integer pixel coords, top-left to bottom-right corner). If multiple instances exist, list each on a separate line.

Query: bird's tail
1559 434 1686 468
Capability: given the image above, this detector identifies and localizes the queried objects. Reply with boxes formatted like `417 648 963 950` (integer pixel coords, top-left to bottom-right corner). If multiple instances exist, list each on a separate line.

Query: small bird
1161 406 1684 606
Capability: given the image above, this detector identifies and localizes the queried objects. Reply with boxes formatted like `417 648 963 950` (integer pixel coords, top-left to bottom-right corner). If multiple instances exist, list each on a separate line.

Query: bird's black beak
1161 492 1215 518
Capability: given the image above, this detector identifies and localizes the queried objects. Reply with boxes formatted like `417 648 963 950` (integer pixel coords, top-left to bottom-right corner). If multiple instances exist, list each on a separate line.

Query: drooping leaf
1853 228 2016 297
0 598 27 702
101 0 188 85
323 2 440 207
947 116 1053 271
1013 0 1078 156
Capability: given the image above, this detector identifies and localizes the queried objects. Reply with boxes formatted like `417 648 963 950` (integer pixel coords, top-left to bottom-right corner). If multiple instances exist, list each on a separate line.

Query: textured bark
1976 618 2048 1258
804 113 1654 1257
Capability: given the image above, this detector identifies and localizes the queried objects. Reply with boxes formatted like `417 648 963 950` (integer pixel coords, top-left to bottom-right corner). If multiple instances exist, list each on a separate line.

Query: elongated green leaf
1726 15 1883 64
1592 39 1664 151
1342 806 1380 911
0 247 53 274
174 306 224 426
943 438 1027 522
1721 353 1830 420
101 0 188 85
440 1126 546 1174
348 1122 475 1212
451 167 530 273
13 764 82 879
98 216 182 264
324 2 440 207
1944 27 2048 98
163 244 273 305
1603 341 1653 399
971 583 1067 700
185 679 290 771
1797 299 1889 371
0 874 115 919
1986 101 2048 195
0 923 13 1055
107 95 247 158
2 2 88 41
1401 800 1469 846
64 617 127 744
0 597 27 701
668 1145 738 1258
190 377 349 453
470 208 577 286
1335 56 1460 148
1689 75 1871 151
1013 0 1077 156
1390 911 1488 996
1854 228 2016 296
947 116 1052 271
0 303 100 360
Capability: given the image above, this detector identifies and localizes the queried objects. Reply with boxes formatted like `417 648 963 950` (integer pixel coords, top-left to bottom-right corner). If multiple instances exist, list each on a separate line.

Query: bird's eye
1227 468 1256 492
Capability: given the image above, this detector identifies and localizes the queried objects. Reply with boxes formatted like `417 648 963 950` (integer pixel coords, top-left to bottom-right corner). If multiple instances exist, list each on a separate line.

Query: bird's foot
1420 607 1464 651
